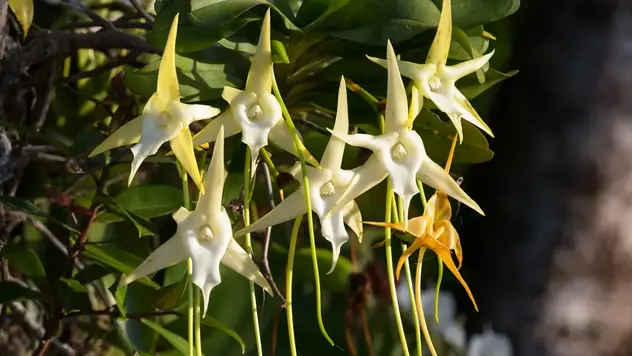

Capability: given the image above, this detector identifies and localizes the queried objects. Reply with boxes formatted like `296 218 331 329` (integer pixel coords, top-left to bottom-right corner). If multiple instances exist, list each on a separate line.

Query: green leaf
124 49 247 101
0 281 43 302
320 0 520 45
188 0 299 31
8 0 34 37
153 273 189 310
142 319 188 355
0 195 79 233
97 194 156 237
112 185 183 219
459 68 519 100
82 245 160 288
414 110 493 165
112 281 128 318
1 244 46 279
294 0 351 28
201 316 246 353
59 278 88 293
271 40 290 63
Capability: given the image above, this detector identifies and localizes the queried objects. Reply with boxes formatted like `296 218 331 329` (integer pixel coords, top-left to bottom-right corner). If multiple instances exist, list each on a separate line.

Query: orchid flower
467 325 513 356
233 77 362 274
121 126 272 316
367 0 494 142
192 9 317 170
328 41 483 225
89 14 220 193
364 137 476 311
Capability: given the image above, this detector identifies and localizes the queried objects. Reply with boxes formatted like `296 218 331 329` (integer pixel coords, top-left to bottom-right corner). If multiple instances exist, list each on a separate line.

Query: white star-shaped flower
233 77 362 273
328 41 484 224
122 126 272 315
89 14 220 193
367 0 494 142
192 9 317 169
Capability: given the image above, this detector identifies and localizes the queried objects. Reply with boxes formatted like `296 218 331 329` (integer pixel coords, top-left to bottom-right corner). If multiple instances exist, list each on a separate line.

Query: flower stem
385 179 410 356
393 196 422 356
286 216 302 356
195 288 202 356
272 74 333 345
434 259 444 323
415 249 438 356
244 147 263 356
187 259 194 356
179 162 194 356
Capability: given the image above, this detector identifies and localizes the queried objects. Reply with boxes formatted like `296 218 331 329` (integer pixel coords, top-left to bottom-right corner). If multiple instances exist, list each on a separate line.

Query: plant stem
393 196 422 356
286 216 302 356
415 249 437 356
244 147 263 356
195 288 202 356
434 258 444 324
384 179 410 356
272 74 333 345
179 162 194 356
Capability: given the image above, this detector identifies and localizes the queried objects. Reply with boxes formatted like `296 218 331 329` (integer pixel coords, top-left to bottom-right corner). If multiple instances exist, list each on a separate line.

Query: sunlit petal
441 51 494 80
319 213 349 275
342 200 363 243
89 116 144 157
222 239 273 295
197 126 225 213
245 9 273 96
170 128 204 194
320 77 349 171
454 90 494 137
426 0 452 66
269 121 320 167
233 191 307 237
192 110 241 147
121 232 188 285
172 102 221 123
222 86 244 104
156 14 180 104
385 41 409 132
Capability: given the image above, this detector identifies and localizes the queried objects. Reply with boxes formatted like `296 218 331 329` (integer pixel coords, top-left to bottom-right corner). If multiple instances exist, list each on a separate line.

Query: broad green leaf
188 0 299 31
96 194 156 237
112 281 128 317
8 0 34 37
200 316 246 353
123 284 159 353
142 319 188 355
82 245 160 288
1 244 46 279
294 0 351 29
112 185 182 219
124 50 247 101
321 0 520 45
153 273 189 310
0 281 43 302
414 110 493 165
271 40 290 63
459 68 519 100
74 264 112 285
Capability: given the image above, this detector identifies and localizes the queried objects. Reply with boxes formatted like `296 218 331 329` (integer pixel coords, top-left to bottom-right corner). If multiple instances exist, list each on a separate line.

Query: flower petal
197 125 225 214
319 213 349 275
385 41 409 132
89 115 144 157
170 128 204 194
417 158 484 215
453 89 494 137
156 14 180 104
121 231 189 285
269 121 320 167
245 9 272 96
342 200 363 243
426 0 452 66
441 51 495 81
327 129 392 153
129 114 182 185
424 237 478 311
233 191 307 237
171 101 221 124
192 110 241 148
321 77 349 171
326 155 388 217
408 85 424 126
222 86 244 104
222 239 273 295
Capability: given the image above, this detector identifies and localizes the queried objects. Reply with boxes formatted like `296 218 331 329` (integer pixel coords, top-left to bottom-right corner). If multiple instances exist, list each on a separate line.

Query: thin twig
65 51 143 83
59 0 116 30
127 0 155 24
259 162 286 305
